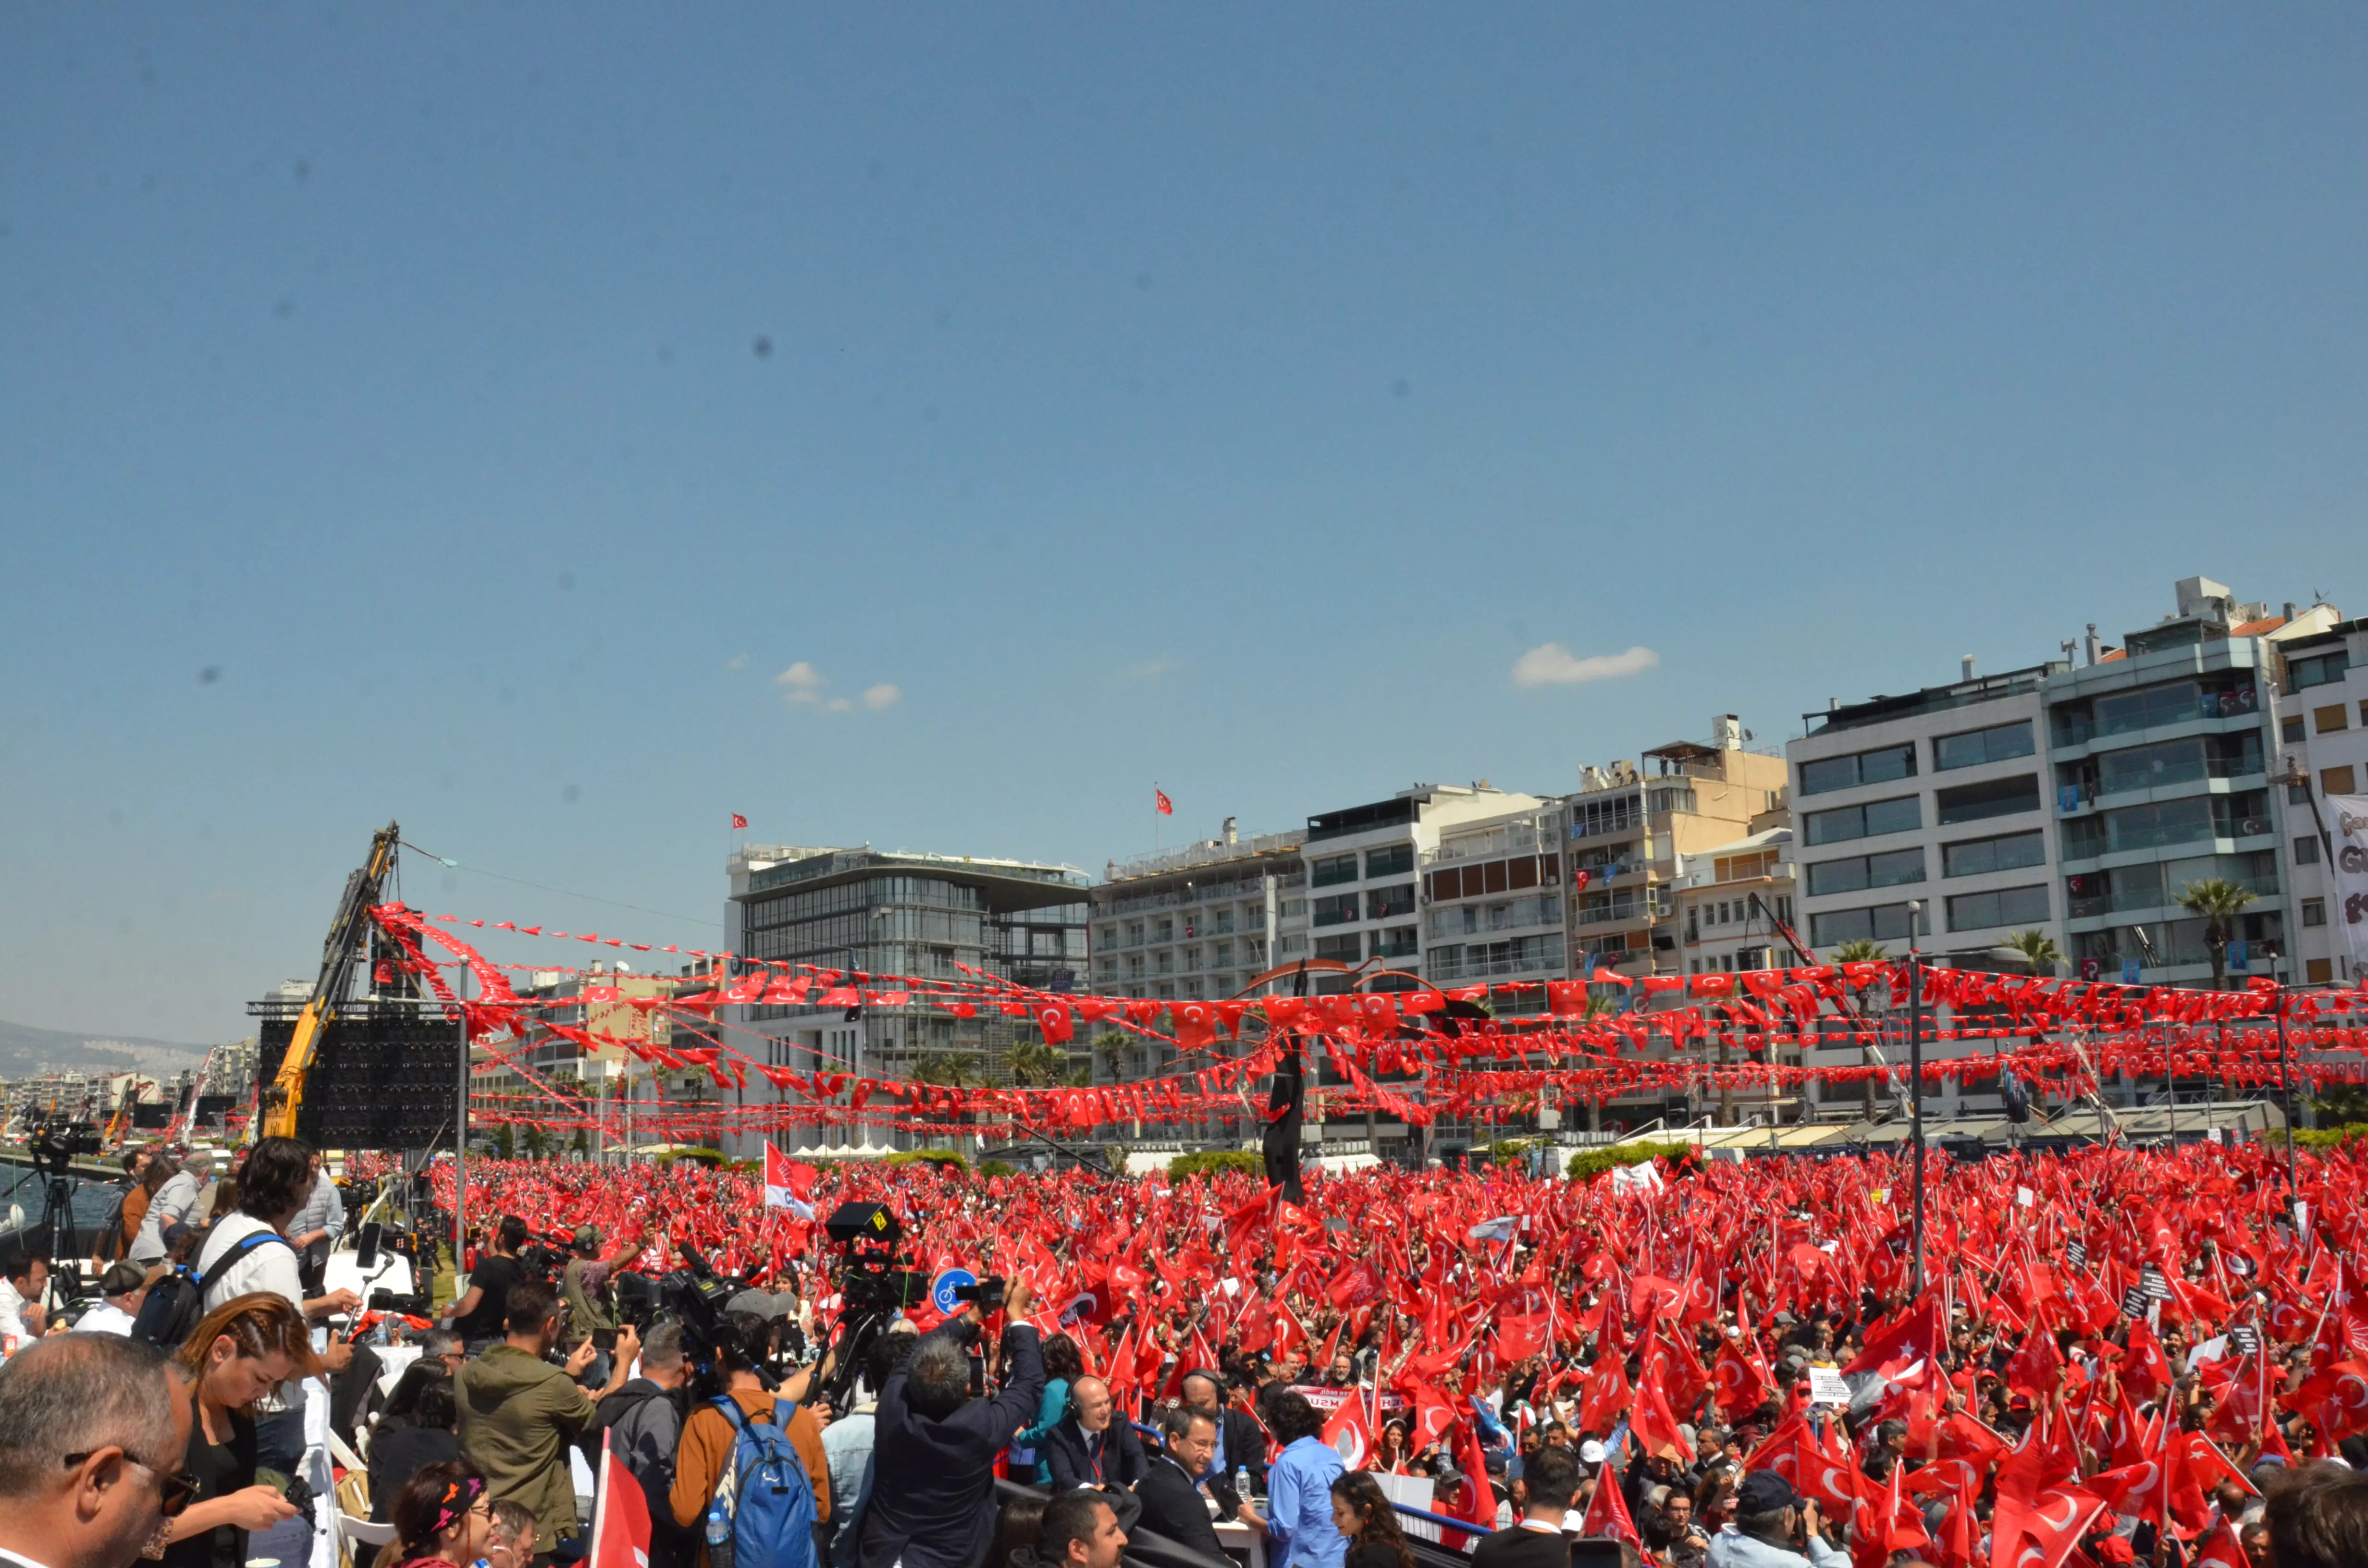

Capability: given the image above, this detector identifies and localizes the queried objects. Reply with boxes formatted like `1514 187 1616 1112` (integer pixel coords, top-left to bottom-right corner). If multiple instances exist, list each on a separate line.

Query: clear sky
4 6 2363 1043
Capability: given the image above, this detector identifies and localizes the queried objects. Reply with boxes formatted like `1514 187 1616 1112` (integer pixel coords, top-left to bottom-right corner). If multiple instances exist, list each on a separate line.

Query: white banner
2328 795 2368 974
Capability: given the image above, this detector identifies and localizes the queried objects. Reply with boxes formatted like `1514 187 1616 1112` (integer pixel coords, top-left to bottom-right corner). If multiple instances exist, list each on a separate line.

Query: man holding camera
853 1277 1042 1568
1706 1471 1839 1568
457 1278 641 1556
444 1214 531 1351
560 1222 644 1383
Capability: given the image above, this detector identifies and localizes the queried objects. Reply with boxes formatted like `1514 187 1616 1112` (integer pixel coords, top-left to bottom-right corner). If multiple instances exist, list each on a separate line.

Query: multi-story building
1569 719 1790 985
717 845 1091 1155
1788 576 2341 1114
2268 615 2367 986
1303 784 1551 992
1419 798 1571 1009
1671 826 1796 977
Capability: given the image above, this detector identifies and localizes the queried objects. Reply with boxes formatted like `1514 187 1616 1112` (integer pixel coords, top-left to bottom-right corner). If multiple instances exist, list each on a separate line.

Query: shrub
979 1159 1017 1178
1562 1140 1690 1182
1168 1149 1265 1181
885 1148 968 1170
655 1146 725 1169
2293 1126 2368 1151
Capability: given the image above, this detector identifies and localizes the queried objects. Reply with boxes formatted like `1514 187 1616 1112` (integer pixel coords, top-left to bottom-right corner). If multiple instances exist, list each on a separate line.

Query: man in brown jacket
457 1278 641 1553
671 1326 832 1564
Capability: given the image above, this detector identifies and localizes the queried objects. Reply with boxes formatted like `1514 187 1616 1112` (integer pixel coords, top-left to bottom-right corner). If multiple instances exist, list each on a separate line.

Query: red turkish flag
1577 1458 1640 1546
1035 1001 1075 1044
1323 1395 1373 1469
1448 1409 1496 1549
1155 788 1173 815
730 813 748 829
588 1433 651 1568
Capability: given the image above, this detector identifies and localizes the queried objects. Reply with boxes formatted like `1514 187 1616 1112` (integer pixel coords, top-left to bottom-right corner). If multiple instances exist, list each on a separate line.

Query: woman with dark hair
384 1459 497 1568
155 1292 323 1568
1372 1421 1409 1475
1329 1473 1415 1568
1013 1333 1085 1483
985 1494 1048 1568
1245 1391 1345 1568
371 1372 461 1523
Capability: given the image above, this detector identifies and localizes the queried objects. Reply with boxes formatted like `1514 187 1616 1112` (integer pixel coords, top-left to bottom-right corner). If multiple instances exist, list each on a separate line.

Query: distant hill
0 1017 213 1078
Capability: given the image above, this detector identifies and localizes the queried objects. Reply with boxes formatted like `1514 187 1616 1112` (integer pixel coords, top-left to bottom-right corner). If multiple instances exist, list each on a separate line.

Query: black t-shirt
456 1253 529 1342
1468 1524 1571 1568
163 1393 256 1568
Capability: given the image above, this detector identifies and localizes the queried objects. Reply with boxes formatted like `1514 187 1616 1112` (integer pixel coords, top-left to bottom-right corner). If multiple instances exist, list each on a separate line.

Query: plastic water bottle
705 1498 734 1568
1233 1466 1251 1504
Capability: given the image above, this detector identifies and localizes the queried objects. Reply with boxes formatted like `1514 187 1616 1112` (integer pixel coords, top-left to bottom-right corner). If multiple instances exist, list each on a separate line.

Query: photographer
1706 1471 1839 1568
669 1322 833 1565
443 1215 530 1352
561 1223 644 1383
131 1149 210 1267
853 1278 1043 1568
456 1279 639 1557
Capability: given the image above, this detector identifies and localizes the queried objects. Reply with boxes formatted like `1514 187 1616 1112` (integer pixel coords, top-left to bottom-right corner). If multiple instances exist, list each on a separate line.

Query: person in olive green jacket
457 1277 641 1553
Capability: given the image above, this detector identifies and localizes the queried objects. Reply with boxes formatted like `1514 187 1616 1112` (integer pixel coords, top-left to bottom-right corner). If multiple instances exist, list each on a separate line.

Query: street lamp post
1906 900 1926 1297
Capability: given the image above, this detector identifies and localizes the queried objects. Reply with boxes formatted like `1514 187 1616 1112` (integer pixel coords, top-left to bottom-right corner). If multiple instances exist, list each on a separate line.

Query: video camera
820 1202 935 1410
29 1119 99 1178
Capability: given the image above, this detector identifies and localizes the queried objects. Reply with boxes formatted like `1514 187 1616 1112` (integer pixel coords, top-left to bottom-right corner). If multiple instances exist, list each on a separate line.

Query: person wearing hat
69 1262 150 1335
1707 1471 1838 1568
559 1221 643 1384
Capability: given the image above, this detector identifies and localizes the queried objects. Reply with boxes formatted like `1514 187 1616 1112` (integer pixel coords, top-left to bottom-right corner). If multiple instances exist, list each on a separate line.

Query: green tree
1828 940 1891 1121
2175 878 2257 992
1093 1030 1131 1081
522 1123 554 1161
490 1122 516 1160
1002 1038 1064 1087
2004 930 2062 977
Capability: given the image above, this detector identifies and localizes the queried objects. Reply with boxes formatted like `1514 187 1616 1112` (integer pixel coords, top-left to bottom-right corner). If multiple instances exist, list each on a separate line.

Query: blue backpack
709 1397 817 1568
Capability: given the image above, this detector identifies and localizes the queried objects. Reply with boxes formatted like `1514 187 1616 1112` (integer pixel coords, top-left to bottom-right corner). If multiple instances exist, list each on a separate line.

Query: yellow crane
259 821 402 1141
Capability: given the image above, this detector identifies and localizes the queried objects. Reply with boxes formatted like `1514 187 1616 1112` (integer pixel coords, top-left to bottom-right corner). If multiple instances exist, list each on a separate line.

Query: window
1313 933 1361 962
1714 850 1779 881
1798 743 1917 796
2308 958 2335 984
2325 765 2358 796
1802 795 1922 846
2282 716 2306 743
1945 885 2050 932
1575 794 1641 837
1936 774 2040 825
2289 782 2313 805
1152 918 1173 942
1312 892 1358 927
2092 680 2203 737
1934 721 2035 772
1279 899 1306 918
1805 848 1926 897
1365 844 1414 879
1310 854 1359 888
2289 649 2350 691
1365 883 1415 921
1373 926 1418 958
1277 933 1307 956
1808 901 1929 947
1098 925 1117 948
1943 831 2046 879
2302 898 2327 927
1183 946 1201 971
1213 939 1233 967
2317 704 2351 735
2296 836 2321 865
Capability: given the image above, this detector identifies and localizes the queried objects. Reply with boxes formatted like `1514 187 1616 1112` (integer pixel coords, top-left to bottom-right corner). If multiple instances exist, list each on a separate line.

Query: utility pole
1906 900 1926 1297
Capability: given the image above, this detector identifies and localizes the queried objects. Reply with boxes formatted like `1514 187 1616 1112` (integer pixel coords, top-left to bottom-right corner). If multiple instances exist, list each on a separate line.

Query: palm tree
2175 878 2257 992
1828 939 1891 1121
1092 1030 1131 1082
2003 930 2062 977
1002 1038 1065 1087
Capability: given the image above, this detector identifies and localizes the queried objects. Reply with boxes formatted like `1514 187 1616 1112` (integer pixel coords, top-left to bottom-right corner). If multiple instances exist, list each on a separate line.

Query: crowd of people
4 1134 2368 1568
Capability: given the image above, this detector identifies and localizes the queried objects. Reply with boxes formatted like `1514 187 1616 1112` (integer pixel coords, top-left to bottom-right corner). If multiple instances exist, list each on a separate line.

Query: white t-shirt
0 1279 31 1339
72 1302 138 1335
196 1213 304 1316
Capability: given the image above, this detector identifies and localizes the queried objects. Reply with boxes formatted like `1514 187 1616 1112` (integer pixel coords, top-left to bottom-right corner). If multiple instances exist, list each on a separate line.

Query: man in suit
1133 1405 1228 1560
854 1280 1044 1568
1181 1369 1267 1515
1047 1375 1149 1492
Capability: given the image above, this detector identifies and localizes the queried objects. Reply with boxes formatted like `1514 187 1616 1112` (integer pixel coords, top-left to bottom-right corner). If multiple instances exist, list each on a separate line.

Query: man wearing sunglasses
0 1333 195 1568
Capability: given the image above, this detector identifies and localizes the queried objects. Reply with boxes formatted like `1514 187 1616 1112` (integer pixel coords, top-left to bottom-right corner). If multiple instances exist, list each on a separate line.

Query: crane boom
259 821 401 1141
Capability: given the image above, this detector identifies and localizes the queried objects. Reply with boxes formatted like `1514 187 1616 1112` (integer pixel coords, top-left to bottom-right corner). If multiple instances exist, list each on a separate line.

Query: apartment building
1303 784 1550 992
2269 616 2368 985
1671 826 1796 976
1568 719 1790 983
1419 798 1571 1013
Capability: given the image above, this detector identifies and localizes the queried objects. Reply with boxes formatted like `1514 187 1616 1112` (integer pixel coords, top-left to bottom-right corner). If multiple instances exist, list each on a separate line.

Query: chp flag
2327 795 2368 970
764 1144 818 1218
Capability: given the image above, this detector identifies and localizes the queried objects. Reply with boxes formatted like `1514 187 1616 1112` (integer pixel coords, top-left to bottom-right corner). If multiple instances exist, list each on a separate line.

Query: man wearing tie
1047 1376 1148 1492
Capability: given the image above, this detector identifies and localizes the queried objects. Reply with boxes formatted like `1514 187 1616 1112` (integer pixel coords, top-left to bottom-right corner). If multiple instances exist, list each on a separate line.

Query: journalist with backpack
669 1323 834 1568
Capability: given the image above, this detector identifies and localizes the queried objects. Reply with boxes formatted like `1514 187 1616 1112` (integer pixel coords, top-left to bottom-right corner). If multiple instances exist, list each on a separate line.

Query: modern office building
2268 615 2367 986
719 844 1092 1154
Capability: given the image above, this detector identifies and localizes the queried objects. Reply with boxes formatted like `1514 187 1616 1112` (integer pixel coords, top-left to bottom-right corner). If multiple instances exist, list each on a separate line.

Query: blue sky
4 6 2363 1042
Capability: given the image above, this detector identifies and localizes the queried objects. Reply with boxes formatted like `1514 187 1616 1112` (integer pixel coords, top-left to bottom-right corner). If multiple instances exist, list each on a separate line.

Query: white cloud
824 697 852 712
725 653 749 670
776 662 826 704
1119 658 1176 682
1511 643 1660 688
862 683 902 710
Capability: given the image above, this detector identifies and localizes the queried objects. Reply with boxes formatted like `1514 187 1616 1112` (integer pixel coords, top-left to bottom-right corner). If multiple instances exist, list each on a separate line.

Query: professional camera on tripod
815 1201 1014 1411
28 1118 99 1178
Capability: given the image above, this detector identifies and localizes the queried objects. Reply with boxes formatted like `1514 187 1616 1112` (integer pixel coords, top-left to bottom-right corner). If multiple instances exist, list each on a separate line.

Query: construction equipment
259 822 402 1140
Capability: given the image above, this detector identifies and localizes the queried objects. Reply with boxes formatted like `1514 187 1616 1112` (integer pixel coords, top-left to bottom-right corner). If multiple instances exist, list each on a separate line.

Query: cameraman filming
853 1278 1043 1568
444 1214 530 1352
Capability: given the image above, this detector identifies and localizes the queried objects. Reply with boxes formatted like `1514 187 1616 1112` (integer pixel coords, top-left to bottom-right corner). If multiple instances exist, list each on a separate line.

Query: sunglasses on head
65 1451 199 1516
